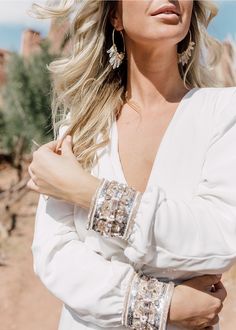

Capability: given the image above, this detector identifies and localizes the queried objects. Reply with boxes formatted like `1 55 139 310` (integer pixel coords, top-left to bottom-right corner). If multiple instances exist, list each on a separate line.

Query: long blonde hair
32 0 222 171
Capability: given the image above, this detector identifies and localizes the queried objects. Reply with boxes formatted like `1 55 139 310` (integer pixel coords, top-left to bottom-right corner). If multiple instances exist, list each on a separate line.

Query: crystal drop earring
107 28 125 69
177 30 195 66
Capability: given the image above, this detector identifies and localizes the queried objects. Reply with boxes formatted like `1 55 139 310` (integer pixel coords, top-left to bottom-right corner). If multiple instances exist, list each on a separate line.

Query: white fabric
31 87 236 330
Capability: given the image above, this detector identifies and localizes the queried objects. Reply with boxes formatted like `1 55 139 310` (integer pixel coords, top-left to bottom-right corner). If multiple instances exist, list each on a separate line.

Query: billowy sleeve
31 117 134 328
31 194 135 327
122 88 236 273
31 118 174 329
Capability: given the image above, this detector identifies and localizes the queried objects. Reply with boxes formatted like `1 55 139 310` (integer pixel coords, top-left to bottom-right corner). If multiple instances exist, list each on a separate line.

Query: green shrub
0 41 56 156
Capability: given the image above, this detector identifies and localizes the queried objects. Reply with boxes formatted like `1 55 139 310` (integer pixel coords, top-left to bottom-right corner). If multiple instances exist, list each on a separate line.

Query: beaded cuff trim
122 271 175 330
87 179 142 240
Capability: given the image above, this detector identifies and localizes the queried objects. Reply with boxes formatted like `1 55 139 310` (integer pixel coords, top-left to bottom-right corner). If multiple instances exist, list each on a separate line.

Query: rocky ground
0 165 235 330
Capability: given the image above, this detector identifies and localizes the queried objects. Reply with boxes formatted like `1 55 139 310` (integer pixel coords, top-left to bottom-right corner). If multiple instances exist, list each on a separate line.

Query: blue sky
0 1 236 52
0 0 50 52
208 1 236 40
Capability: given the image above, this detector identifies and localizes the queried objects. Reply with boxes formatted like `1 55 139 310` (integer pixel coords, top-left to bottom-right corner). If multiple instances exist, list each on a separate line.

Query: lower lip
153 12 180 21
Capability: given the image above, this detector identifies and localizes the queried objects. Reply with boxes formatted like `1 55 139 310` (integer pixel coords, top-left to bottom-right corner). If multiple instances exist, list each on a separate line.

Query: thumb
61 135 73 157
42 140 58 152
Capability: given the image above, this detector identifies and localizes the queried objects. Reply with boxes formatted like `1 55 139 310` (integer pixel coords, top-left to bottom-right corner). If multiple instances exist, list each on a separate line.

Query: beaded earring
107 28 126 69
177 30 195 66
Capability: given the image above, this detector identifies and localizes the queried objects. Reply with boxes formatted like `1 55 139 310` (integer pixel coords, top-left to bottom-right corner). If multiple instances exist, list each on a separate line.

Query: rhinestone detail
122 271 175 330
87 179 142 240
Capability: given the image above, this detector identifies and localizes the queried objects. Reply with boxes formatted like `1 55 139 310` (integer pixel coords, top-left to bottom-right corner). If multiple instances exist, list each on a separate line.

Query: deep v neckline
111 87 198 192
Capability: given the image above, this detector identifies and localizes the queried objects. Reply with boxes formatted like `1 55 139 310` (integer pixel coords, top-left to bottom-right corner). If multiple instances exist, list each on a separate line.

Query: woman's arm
88 88 236 273
31 193 135 328
30 121 175 329
123 88 236 272
29 116 226 329
28 89 236 272
32 193 225 329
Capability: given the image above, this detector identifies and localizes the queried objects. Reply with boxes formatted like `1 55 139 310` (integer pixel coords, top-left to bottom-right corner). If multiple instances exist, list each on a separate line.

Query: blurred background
0 1 236 330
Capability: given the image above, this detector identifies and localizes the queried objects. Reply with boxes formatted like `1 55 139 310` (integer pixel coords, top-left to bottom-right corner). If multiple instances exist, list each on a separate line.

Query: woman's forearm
32 193 225 330
73 174 101 209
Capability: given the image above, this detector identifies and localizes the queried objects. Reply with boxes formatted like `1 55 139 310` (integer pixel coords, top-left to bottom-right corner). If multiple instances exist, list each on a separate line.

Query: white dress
31 87 236 330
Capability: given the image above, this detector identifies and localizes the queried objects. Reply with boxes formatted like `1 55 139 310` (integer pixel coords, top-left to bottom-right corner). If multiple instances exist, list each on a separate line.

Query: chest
77 92 214 259
116 107 178 192
110 100 213 199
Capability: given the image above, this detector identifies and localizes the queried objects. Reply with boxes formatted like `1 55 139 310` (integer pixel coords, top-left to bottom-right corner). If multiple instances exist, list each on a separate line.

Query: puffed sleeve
31 194 136 327
123 88 236 273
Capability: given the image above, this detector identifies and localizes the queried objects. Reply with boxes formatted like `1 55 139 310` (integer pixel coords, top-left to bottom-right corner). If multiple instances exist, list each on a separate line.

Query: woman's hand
169 274 227 329
27 136 101 208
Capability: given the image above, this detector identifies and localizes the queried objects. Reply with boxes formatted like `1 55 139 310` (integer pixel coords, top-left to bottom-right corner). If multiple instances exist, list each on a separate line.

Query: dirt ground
0 177 236 329
0 191 61 330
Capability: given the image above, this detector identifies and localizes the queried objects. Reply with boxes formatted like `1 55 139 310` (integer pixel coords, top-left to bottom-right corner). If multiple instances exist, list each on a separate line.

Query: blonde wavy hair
32 0 222 171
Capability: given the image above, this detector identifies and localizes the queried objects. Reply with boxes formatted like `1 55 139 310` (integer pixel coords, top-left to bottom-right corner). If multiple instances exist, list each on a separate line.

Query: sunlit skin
113 0 193 108
110 0 194 192
27 1 226 328
28 0 194 200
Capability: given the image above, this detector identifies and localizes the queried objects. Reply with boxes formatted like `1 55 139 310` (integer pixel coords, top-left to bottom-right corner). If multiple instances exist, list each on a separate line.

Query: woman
28 0 236 329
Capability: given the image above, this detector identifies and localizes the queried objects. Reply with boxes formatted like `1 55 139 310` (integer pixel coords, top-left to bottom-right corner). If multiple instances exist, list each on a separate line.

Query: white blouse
31 87 236 330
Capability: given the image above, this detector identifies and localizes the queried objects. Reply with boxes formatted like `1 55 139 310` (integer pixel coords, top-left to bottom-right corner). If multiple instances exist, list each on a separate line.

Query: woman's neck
125 42 189 114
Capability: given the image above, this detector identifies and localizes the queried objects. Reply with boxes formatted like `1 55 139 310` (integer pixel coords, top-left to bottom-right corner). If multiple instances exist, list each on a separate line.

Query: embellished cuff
86 178 142 240
122 271 175 329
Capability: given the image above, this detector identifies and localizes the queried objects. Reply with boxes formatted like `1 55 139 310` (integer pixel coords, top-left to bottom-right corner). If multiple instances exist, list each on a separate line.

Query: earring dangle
107 28 125 69
177 30 195 66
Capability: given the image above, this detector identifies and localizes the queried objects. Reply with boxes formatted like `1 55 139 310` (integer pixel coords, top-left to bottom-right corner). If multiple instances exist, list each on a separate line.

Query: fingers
33 140 58 154
208 315 220 326
28 165 39 185
195 274 222 287
199 315 219 329
55 135 72 155
214 280 225 292
27 178 40 193
28 164 34 177
199 316 220 329
41 140 58 152
32 137 71 156
56 141 62 154
211 282 227 302
61 135 73 157
27 165 43 193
